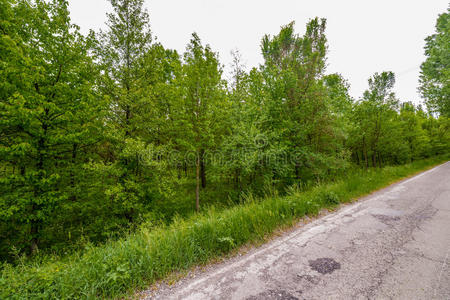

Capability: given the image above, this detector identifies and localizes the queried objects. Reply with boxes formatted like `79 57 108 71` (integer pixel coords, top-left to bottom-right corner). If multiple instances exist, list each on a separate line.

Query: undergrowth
0 156 447 299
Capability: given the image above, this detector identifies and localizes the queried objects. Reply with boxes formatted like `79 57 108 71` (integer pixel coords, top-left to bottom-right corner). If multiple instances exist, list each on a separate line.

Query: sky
68 0 448 104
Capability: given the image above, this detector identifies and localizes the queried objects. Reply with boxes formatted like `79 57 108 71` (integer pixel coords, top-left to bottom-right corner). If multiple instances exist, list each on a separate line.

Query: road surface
145 162 450 299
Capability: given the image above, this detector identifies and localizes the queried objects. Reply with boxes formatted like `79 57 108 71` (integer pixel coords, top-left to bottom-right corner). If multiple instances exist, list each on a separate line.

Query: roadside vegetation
1 156 448 299
0 0 449 298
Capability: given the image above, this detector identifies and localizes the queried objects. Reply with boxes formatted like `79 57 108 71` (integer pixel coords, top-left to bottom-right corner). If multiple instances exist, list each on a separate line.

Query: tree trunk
70 143 78 202
125 105 131 137
31 125 46 254
295 164 300 180
362 137 368 169
195 152 200 212
200 149 206 188
30 216 39 254
235 168 240 191
378 152 382 167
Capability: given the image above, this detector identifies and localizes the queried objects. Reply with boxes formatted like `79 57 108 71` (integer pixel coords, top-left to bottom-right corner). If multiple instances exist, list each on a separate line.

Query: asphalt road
146 162 450 300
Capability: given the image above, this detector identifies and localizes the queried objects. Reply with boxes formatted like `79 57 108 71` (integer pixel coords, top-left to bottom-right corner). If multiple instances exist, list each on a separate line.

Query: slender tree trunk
177 163 182 179
31 153 43 254
30 216 39 254
195 152 200 212
19 165 37 254
378 152 382 167
70 143 78 202
295 164 300 180
31 116 48 254
135 153 139 176
200 149 206 188
362 137 368 169
235 168 240 191
125 105 131 137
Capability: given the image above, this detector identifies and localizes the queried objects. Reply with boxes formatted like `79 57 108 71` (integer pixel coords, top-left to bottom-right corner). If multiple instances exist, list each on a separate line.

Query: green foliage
349 71 449 167
0 0 449 296
0 157 446 299
176 33 227 210
95 0 160 225
0 0 105 256
420 8 449 117
315 190 340 206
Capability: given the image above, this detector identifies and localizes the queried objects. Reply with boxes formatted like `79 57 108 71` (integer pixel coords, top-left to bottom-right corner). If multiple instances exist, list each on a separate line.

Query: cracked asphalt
145 162 450 300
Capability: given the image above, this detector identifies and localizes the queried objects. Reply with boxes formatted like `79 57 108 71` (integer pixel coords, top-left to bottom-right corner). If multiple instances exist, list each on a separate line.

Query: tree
398 102 431 161
96 0 160 224
216 53 271 197
0 0 104 254
349 72 403 166
419 8 449 117
98 0 152 137
178 33 225 211
259 19 349 182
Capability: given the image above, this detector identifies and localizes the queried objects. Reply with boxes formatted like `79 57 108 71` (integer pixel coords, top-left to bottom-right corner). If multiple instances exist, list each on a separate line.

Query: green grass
0 156 448 299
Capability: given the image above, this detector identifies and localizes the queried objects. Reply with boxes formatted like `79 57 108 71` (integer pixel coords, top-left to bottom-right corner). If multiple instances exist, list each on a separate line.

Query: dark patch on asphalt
246 289 298 300
372 214 401 223
296 274 320 284
309 257 341 274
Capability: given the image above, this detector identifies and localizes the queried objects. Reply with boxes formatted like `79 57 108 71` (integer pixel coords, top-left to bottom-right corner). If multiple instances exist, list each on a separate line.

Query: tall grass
0 157 447 299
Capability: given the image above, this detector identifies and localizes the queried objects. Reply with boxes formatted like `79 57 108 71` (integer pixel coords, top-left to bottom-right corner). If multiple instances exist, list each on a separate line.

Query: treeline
0 0 448 261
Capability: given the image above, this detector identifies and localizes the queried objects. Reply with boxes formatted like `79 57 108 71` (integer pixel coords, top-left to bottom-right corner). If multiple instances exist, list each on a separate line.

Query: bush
315 190 340 206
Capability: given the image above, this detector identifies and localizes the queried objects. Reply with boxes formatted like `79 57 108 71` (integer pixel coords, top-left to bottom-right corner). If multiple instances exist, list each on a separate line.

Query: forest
0 0 449 271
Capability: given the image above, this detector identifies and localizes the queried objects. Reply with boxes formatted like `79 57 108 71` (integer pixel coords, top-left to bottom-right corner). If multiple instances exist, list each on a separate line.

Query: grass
0 156 448 299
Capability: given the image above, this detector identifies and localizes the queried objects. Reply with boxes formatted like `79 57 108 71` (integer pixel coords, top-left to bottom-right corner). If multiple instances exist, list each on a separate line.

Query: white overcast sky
68 0 448 104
